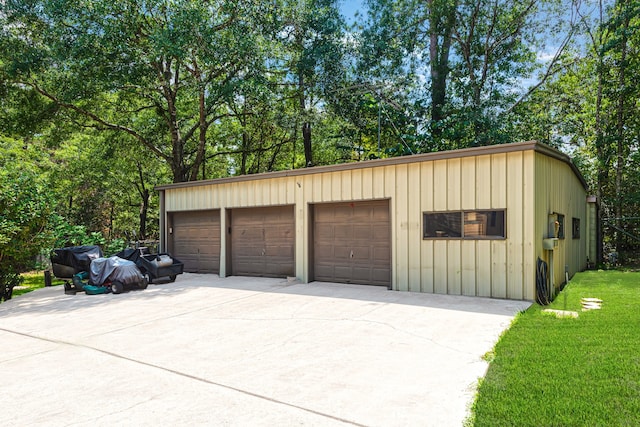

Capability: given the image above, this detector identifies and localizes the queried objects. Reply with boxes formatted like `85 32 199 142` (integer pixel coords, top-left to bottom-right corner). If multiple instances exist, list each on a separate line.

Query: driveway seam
0 326 366 427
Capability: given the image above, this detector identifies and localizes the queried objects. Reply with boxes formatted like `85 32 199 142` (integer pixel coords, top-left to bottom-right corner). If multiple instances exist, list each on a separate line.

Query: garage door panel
175 245 196 256
374 247 391 260
353 226 373 239
316 224 334 236
266 262 292 276
314 208 333 222
234 262 252 274
352 210 371 222
373 227 390 239
231 206 294 278
333 225 351 238
169 210 220 274
334 206 352 219
352 247 371 260
238 229 262 239
334 246 350 258
265 228 292 240
352 267 373 280
373 205 389 219
313 200 390 287
266 237 293 248
315 265 333 277
197 227 216 239
272 245 295 257
372 268 391 282
316 244 334 258
334 266 353 280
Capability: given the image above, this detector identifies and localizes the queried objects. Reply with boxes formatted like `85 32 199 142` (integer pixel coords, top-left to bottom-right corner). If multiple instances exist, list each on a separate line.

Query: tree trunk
189 82 207 180
135 162 149 240
160 62 185 183
427 0 458 140
139 188 149 240
299 72 313 167
302 122 312 167
240 132 249 175
614 8 629 254
109 203 114 240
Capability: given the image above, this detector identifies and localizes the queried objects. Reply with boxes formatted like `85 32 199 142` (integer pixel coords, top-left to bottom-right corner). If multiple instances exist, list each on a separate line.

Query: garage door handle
350 250 354 258
262 249 265 256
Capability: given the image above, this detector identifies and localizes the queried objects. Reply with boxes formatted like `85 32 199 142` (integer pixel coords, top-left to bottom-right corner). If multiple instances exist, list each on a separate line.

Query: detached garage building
157 141 595 301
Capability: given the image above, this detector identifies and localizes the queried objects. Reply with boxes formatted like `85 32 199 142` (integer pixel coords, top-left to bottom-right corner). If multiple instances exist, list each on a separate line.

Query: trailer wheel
169 275 177 282
144 273 153 285
64 282 76 295
138 277 148 290
111 281 124 294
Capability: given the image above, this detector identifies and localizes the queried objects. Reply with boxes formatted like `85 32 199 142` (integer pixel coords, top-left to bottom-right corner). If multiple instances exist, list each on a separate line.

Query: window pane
423 213 462 238
557 214 565 239
463 211 505 238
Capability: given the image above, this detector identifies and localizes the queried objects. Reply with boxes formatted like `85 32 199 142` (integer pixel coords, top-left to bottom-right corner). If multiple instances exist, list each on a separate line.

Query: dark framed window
423 212 462 238
549 213 565 239
423 210 506 239
557 214 565 239
572 218 580 239
464 211 506 238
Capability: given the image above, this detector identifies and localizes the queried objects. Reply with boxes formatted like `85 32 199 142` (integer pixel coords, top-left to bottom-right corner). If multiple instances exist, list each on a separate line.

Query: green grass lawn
470 270 640 426
10 271 65 298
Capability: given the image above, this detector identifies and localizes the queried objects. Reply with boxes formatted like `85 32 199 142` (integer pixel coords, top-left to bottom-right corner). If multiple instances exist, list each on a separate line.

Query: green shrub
1 137 54 301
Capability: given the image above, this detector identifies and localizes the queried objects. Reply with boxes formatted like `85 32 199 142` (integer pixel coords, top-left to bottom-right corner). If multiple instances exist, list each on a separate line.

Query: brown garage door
313 200 391 286
168 210 220 273
231 205 295 278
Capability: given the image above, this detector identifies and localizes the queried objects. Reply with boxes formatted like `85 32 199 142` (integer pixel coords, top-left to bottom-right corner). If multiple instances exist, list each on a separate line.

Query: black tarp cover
51 245 103 272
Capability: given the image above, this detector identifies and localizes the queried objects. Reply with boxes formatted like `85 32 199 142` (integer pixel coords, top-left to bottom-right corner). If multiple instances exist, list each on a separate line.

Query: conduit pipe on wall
543 237 559 301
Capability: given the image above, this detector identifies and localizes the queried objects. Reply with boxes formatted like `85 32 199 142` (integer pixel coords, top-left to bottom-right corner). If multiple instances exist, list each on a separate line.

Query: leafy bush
0 270 22 302
104 238 126 256
1 137 54 301
50 216 91 248
49 217 128 256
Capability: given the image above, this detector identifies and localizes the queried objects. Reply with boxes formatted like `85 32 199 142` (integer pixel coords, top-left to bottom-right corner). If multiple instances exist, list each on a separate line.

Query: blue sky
339 0 366 24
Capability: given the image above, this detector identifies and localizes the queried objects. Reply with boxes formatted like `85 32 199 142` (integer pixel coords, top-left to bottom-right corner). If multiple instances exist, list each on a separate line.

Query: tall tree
1 0 271 183
276 0 346 167
428 0 458 134
605 0 638 252
511 0 640 260
360 0 577 149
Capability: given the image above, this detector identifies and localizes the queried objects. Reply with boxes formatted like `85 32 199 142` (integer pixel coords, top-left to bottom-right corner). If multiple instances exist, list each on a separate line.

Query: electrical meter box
543 238 559 250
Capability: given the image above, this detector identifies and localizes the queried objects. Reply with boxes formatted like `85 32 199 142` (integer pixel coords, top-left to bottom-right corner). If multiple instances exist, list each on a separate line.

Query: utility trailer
116 248 184 284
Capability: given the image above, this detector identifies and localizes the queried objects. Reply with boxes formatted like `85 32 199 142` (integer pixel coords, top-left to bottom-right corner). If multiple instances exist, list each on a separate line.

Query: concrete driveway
0 274 530 426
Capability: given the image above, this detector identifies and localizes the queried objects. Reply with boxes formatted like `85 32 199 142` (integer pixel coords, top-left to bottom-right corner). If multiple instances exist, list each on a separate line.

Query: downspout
159 189 166 253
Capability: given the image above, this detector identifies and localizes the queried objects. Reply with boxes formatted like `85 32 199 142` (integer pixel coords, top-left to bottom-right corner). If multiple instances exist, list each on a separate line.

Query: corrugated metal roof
155 141 588 191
